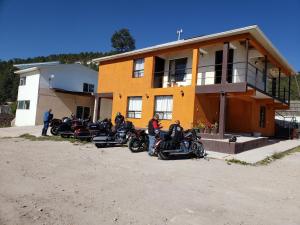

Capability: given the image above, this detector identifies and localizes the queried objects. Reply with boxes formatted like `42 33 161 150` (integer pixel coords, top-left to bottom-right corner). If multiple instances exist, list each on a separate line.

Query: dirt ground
0 138 299 225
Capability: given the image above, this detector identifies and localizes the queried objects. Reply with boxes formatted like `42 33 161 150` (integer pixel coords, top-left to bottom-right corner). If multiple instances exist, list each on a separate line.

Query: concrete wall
35 88 94 125
15 71 40 126
39 64 98 92
99 98 113 120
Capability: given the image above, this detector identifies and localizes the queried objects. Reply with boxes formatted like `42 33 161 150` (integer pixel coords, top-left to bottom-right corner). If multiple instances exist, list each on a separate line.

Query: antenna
177 29 183 40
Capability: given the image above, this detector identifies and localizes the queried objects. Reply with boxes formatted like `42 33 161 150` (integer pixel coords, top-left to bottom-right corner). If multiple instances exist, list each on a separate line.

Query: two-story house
14 62 101 126
92 25 296 138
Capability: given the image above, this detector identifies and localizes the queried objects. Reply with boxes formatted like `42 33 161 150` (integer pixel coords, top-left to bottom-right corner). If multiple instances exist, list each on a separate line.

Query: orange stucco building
93 25 296 138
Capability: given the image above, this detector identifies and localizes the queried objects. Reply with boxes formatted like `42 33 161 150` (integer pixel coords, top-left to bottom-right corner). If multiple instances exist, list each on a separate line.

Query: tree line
0 28 135 104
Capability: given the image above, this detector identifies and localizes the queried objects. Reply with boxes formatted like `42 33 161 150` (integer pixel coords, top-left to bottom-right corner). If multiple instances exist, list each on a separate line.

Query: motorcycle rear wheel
128 138 142 153
50 126 59 136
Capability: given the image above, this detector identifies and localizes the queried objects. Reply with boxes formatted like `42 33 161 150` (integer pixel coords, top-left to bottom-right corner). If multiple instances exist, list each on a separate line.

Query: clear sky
0 0 299 71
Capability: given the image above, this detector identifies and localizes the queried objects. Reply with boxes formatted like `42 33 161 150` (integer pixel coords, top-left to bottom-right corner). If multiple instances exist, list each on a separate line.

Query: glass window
133 58 144 78
76 106 90 120
154 96 173 120
17 100 30 110
169 58 187 82
83 83 94 93
19 77 26 86
127 97 142 118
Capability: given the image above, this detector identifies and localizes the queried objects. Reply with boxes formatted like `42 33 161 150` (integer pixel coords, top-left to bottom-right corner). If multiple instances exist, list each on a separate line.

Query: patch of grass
226 158 251 166
18 133 89 144
226 147 300 166
256 147 300 166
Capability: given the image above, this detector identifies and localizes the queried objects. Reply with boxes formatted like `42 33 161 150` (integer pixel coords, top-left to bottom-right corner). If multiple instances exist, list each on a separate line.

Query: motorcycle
93 121 135 148
50 117 69 135
57 118 87 139
128 129 149 153
154 129 206 160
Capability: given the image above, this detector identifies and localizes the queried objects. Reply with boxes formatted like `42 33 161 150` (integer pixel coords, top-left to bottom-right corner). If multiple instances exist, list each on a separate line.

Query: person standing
147 114 162 156
42 109 53 136
114 112 125 130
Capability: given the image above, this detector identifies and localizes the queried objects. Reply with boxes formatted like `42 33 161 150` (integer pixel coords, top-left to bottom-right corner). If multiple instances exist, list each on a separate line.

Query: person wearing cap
147 114 162 156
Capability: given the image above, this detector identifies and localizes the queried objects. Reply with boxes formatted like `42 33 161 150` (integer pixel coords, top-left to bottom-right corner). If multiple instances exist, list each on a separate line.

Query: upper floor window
19 77 26 86
133 58 144 78
83 83 94 93
17 100 30 110
154 96 173 120
169 58 187 82
127 97 142 118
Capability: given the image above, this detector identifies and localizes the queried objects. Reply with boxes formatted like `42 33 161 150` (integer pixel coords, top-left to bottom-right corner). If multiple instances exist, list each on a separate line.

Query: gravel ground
0 138 299 225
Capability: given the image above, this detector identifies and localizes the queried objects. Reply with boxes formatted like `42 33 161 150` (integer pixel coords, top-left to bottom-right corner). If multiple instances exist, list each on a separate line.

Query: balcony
196 61 290 104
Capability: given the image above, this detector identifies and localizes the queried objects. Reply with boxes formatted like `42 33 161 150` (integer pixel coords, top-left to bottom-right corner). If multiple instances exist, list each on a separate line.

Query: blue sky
0 0 299 71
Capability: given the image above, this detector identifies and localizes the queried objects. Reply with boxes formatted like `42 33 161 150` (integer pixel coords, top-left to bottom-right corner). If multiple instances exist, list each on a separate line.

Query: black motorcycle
153 129 206 160
93 121 135 148
128 129 149 153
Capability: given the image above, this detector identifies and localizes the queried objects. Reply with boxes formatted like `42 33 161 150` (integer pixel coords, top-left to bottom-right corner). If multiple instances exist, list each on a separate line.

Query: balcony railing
196 61 289 104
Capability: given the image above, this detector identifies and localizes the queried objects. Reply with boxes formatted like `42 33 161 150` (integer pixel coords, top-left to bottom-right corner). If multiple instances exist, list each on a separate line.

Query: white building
14 62 99 126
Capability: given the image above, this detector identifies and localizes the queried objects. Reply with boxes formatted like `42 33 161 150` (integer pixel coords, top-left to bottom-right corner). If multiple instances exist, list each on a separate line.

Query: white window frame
19 76 26 86
133 58 144 78
154 96 173 120
127 96 142 119
17 100 30 110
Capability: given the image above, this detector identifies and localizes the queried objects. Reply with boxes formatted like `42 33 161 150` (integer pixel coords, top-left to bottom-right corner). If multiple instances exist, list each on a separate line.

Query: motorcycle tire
128 138 142 153
50 126 59 136
191 142 206 158
158 151 170 160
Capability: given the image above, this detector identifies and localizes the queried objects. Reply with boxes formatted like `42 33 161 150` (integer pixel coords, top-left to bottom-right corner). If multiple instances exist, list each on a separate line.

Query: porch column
264 55 268 92
191 48 199 86
219 42 230 138
288 75 291 105
93 94 100 122
245 39 249 82
278 68 281 99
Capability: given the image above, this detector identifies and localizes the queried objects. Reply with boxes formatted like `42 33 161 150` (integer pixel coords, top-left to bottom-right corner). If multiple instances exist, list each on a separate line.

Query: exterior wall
35 88 94 125
39 64 98 92
15 71 40 126
99 98 113 120
98 56 196 129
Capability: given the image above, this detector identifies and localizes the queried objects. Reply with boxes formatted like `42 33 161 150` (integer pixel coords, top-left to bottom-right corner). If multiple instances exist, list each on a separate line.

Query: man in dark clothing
42 109 53 136
168 120 184 148
114 112 125 130
148 114 162 156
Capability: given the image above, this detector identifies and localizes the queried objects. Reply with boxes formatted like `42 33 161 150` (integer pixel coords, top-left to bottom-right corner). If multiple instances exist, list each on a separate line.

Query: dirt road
0 138 299 225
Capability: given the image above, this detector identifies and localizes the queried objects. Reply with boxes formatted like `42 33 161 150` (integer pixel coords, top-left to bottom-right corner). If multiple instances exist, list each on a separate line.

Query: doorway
214 49 234 84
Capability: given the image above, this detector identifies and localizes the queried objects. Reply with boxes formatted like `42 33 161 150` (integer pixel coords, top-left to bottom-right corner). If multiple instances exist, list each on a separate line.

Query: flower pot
204 128 211 133
211 128 218 134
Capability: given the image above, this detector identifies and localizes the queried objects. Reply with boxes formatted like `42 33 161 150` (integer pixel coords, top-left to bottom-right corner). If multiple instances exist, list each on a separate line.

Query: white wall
15 71 40 126
196 41 263 85
161 51 193 87
39 64 98 92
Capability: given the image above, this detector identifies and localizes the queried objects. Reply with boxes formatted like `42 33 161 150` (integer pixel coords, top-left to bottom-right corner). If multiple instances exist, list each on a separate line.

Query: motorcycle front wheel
128 138 142 153
50 126 59 136
191 142 206 158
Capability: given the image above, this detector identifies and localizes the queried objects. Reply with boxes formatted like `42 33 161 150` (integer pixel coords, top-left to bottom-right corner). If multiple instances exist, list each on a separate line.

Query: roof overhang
14 67 39 74
92 25 296 75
